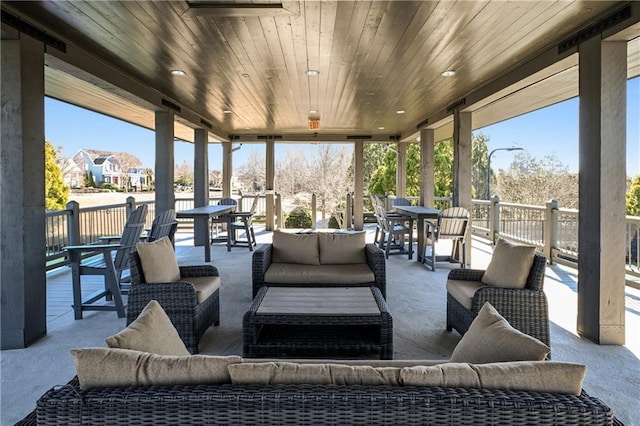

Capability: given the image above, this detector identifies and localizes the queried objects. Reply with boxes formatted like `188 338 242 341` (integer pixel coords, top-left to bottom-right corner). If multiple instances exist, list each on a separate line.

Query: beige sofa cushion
271 231 320 265
400 361 586 396
446 279 485 310
105 300 189 356
71 347 242 390
136 237 181 283
481 239 536 288
184 276 221 304
228 362 401 386
264 263 375 284
318 232 366 264
450 302 550 363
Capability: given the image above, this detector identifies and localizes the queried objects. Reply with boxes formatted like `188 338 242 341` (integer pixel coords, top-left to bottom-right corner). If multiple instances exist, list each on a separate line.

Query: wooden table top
256 287 381 316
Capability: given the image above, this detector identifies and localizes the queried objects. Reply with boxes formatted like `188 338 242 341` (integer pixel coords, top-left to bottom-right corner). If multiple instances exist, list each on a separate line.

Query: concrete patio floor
2 226 639 425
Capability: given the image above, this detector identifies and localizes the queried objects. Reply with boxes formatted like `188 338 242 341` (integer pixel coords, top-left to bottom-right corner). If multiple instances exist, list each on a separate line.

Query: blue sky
46 78 639 177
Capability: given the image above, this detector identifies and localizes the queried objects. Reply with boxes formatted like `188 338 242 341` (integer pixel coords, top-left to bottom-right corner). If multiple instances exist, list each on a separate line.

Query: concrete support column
353 141 364 230
222 142 232 198
420 128 435 207
265 140 275 231
193 128 209 246
1 36 47 349
577 37 626 345
155 110 175 214
453 110 472 264
396 143 407 199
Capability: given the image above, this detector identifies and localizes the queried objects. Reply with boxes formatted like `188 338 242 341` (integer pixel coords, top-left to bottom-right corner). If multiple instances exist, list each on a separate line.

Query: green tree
45 140 69 210
472 133 490 199
626 174 640 216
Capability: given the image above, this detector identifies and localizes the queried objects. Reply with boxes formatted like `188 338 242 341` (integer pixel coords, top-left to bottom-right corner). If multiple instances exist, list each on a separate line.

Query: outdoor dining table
392 205 440 263
176 205 236 262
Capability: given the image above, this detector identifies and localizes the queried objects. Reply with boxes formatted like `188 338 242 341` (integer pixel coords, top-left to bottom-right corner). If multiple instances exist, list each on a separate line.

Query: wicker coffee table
243 286 393 359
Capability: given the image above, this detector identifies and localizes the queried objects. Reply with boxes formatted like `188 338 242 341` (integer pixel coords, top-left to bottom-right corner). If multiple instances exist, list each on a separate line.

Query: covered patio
2 227 639 424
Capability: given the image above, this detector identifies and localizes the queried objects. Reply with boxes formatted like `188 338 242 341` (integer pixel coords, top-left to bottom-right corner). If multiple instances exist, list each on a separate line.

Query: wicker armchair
446 253 550 348
127 252 220 354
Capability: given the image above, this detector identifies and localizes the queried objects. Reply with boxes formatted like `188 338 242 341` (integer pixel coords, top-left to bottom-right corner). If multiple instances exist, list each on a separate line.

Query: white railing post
275 193 282 229
346 192 353 230
311 194 317 229
545 199 558 264
489 195 500 245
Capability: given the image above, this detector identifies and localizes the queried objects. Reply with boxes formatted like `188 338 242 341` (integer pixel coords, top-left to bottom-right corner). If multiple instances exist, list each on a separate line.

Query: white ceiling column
265 140 276 231
1 35 47 349
193 128 209 246
353 140 364 231
420 128 435 207
396 142 407 199
222 142 232 199
577 37 627 345
452 110 473 265
155 110 175 215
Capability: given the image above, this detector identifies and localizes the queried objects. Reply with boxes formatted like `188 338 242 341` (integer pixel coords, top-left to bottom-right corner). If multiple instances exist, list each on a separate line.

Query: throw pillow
400 361 586 396
105 300 190 356
318 232 366 264
71 347 242 390
136 236 181 283
481 238 536 288
450 302 550 363
271 231 320 265
228 362 401 386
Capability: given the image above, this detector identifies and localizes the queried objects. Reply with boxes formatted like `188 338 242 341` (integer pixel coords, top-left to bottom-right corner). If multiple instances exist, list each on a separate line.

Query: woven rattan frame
27 376 622 425
127 252 220 354
251 243 386 298
446 253 550 348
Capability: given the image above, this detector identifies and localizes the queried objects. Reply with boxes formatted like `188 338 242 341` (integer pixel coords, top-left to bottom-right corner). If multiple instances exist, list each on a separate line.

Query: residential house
73 149 148 190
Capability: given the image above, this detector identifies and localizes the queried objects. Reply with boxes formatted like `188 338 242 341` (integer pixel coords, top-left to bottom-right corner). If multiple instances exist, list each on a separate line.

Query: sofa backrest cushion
318 232 366 264
228 361 401 386
71 347 242 390
106 300 190 356
481 238 536 288
135 236 181 283
400 361 586 396
271 231 320 265
450 302 550 363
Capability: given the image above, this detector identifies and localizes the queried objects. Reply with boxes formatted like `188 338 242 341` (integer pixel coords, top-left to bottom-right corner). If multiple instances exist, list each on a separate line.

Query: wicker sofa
26 369 619 425
252 231 386 298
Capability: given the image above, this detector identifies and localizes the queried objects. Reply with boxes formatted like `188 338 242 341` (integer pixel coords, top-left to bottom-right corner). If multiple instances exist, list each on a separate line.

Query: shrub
327 214 340 229
285 206 312 228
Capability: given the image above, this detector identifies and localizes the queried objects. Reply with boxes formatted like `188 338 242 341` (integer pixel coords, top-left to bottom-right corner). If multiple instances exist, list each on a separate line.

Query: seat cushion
481 239 536 288
264 263 375 284
136 237 180 283
318 232 366 264
185 276 221 304
446 279 485 310
271 231 320 265
71 348 242 390
450 302 550 363
105 300 190 356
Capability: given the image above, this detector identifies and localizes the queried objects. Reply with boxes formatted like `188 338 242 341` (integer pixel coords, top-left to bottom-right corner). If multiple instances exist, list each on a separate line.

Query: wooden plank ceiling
2 1 638 143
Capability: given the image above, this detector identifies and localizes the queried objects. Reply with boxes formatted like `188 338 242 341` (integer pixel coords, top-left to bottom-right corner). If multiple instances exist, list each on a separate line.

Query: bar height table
392 205 440 263
176 205 236 262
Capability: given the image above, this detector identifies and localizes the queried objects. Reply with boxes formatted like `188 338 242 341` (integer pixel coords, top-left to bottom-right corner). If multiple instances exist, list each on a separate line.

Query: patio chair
373 200 413 259
210 197 237 245
446 250 550 349
423 207 470 271
228 194 259 250
127 250 221 354
146 209 178 243
65 204 148 319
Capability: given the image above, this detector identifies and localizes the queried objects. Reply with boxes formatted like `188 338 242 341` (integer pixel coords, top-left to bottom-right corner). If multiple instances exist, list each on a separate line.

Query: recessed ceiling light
309 109 318 114
378 126 385 130
241 73 250 78
170 69 186 76
306 69 320 76
396 110 405 114
223 110 232 114
441 70 456 77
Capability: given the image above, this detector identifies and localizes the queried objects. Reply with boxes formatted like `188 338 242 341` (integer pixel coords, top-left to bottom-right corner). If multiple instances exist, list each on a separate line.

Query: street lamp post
486 147 523 199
